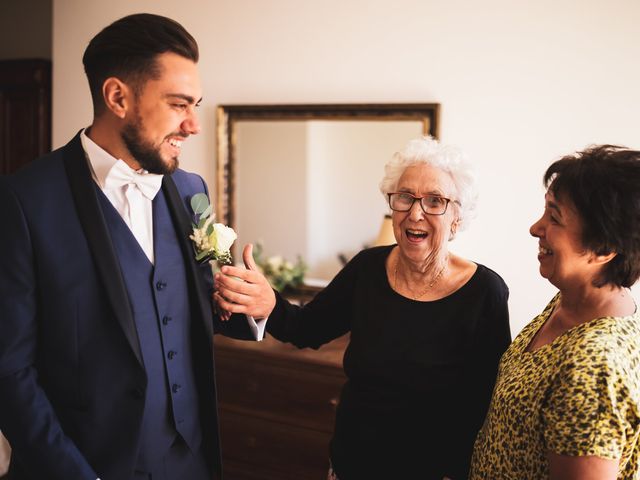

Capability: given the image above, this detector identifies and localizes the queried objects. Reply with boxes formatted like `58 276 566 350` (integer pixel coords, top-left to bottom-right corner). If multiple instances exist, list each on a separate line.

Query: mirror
216 104 439 282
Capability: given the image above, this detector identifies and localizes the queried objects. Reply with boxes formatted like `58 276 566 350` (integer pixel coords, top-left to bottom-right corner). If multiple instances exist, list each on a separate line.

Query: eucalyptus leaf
195 250 210 261
190 193 209 215
198 217 207 229
200 204 213 220
206 223 214 236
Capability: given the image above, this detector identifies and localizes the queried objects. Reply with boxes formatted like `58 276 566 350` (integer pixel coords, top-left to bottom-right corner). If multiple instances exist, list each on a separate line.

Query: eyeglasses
387 192 458 215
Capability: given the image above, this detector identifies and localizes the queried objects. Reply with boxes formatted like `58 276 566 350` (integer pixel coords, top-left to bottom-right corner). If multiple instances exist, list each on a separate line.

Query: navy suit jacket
0 133 251 479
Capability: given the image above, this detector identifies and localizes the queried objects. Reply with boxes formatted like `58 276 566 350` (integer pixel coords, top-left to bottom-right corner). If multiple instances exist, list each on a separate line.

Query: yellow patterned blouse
470 293 640 480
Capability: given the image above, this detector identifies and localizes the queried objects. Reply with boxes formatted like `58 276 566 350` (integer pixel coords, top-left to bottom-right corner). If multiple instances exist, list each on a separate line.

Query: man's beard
121 113 179 175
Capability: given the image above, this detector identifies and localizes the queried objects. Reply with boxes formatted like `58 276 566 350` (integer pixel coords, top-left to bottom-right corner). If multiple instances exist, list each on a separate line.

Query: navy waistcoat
98 187 202 471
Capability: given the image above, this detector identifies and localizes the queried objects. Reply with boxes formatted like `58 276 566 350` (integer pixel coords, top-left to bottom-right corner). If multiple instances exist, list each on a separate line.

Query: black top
267 245 511 479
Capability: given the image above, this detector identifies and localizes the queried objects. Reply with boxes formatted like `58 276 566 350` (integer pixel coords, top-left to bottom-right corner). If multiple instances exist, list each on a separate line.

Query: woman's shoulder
567 312 640 359
464 261 509 300
558 313 640 394
347 245 394 267
474 262 508 287
328 245 393 285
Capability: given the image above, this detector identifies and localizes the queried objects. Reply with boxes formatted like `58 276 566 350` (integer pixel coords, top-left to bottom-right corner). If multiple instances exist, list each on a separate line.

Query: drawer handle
329 397 338 407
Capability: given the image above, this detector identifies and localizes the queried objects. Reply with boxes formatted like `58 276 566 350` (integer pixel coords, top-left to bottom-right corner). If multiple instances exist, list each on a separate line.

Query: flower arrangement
253 243 307 292
189 193 237 265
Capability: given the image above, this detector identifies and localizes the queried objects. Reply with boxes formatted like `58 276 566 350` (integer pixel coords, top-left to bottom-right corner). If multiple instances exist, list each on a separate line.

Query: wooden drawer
213 334 348 479
218 409 331 480
215 346 344 432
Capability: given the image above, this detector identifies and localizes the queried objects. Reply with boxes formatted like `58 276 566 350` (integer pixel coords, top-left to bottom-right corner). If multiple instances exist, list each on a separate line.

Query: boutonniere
189 193 237 265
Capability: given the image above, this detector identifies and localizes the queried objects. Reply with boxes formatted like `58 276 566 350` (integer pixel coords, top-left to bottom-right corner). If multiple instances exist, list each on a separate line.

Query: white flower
253 244 307 292
267 256 284 271
211 223 237 256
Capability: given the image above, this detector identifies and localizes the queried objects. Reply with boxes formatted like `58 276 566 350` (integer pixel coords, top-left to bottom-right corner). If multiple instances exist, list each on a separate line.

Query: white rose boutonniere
188 193 237 265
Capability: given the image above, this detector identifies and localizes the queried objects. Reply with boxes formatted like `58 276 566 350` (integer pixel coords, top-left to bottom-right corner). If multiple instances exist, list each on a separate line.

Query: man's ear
102 77 131 119
588 251 617 266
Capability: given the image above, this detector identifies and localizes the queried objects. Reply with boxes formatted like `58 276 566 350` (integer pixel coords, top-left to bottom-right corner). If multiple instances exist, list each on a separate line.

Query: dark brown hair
82 13 199 114
544 144 640 288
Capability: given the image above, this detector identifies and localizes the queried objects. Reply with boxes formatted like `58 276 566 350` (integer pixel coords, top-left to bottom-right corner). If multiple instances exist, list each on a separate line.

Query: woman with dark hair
470 145 640 480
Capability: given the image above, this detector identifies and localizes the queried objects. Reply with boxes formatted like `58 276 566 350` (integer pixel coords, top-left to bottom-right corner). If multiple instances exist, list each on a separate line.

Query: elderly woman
215 137 511 479
470 145 640 480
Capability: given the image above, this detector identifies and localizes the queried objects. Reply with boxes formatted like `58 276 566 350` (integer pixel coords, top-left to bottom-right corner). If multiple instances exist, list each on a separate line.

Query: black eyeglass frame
387 192 460 216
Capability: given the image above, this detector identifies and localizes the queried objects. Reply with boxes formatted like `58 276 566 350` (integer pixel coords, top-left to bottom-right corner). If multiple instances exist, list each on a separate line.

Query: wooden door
0 59 51 175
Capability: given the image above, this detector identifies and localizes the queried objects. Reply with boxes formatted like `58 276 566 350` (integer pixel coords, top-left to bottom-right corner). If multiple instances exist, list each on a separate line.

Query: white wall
52 0 640 335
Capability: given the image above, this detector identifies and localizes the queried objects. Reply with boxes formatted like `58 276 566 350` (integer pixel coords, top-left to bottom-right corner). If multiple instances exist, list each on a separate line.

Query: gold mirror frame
215 103 440 257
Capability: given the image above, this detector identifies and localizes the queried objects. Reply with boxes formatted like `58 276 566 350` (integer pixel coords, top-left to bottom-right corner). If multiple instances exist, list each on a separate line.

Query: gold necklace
394 255 448 300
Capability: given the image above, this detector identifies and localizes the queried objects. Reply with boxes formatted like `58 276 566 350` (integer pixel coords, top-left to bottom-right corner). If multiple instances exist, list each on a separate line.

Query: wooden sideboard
213 329 348 480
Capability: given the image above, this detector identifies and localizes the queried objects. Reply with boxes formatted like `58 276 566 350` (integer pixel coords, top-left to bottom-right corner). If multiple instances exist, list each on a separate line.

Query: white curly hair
379 136 478 231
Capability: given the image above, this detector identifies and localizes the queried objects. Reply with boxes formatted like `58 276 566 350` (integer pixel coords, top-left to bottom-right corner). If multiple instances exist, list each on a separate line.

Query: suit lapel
62 133 144 366
162 176 215 341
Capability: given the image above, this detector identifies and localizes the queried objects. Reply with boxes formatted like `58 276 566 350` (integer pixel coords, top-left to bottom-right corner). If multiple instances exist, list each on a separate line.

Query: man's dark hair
82 13 199 115
544 144 640 288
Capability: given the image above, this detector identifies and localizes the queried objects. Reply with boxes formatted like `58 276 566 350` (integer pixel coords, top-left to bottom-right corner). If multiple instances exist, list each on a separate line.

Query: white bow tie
103 159 163 200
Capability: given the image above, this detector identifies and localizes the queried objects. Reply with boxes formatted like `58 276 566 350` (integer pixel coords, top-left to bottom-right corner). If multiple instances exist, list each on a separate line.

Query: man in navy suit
0 13 276 480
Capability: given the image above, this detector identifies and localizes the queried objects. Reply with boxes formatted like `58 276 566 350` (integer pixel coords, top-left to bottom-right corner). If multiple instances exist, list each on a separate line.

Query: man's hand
213 244 276 320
